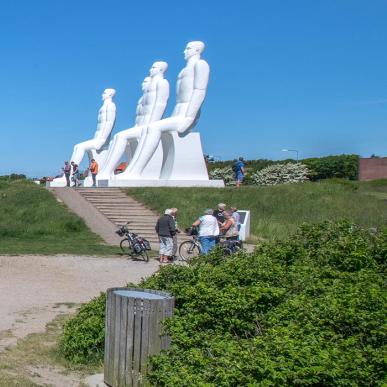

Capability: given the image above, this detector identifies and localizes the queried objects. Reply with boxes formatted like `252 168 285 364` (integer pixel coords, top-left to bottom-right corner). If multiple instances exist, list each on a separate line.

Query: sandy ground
0 255 159 351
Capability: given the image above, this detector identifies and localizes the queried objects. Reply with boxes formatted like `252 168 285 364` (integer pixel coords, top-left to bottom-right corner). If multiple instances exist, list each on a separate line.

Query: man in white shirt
192 209 219 254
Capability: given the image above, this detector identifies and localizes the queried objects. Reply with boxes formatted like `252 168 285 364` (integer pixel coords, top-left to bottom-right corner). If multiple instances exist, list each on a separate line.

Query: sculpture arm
146 79 169 125
99 103 116 139
185 60 210 119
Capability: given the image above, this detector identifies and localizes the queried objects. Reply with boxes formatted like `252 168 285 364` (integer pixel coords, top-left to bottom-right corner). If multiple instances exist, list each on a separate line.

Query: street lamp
282 149 299 162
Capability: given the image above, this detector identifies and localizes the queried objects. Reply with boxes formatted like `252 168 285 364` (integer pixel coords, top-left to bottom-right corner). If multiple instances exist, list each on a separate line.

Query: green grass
0 180 119 255
126 179 387 241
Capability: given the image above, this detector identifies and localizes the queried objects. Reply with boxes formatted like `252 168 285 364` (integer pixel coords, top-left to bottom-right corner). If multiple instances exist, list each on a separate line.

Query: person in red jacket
89 159 99 187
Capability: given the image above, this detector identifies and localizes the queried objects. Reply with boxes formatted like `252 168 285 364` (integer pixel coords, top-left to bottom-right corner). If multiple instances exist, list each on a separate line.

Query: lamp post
282 149 299 162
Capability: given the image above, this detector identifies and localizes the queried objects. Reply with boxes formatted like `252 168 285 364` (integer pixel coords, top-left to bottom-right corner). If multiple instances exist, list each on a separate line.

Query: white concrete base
48 180 67 187
98 179 224 188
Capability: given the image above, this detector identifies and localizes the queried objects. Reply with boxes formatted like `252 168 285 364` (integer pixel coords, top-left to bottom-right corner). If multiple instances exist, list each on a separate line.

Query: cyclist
192 209 219 254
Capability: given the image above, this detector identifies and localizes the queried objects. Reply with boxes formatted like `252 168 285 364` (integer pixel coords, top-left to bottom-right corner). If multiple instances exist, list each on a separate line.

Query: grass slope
126 179 387 241
0 180 119 255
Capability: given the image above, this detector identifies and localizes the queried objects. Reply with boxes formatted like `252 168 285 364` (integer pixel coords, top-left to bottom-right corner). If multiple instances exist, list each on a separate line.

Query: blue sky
0 0 386 177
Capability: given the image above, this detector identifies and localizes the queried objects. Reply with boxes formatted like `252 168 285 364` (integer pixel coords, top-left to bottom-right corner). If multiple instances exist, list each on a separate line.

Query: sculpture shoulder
156 78 169 89
156 78 170 100
106 101 116 111
194 59 210 73
193 60 210 89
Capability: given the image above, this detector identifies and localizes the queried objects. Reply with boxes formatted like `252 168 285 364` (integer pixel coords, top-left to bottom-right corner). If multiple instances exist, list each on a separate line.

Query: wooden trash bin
104 287 174 387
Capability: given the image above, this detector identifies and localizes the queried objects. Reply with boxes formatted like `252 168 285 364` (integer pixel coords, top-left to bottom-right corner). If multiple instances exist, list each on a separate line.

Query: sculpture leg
123 118 192 179
98 128 142 180
70 139 98 165
125 129 162 177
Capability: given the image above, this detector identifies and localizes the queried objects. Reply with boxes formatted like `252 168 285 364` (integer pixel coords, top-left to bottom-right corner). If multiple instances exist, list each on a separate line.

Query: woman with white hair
155 208 176 263
192 209 219 254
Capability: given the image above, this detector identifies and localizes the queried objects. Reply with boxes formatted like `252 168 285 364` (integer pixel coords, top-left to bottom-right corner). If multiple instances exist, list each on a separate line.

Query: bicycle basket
185 226 199 236
116 228 126 237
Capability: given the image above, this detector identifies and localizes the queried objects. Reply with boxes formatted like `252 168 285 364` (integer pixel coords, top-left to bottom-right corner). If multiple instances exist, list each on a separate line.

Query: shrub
251 162 310 185
302 154 359 180
60 221 386 386
59 293 106 364
208 167 234 185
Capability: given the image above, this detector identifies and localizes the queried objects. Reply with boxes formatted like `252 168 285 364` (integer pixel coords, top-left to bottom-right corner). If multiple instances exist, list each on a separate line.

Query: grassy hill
125 179 387 241
0 179 118 255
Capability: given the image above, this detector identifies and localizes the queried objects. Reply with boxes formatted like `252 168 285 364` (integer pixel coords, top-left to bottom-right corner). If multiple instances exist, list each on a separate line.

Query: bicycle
178 230 202 261
179 227 243 261
116 222 151 262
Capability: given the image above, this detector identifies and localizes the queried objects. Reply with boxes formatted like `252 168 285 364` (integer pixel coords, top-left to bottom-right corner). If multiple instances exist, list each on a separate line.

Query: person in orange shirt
89 159 99 187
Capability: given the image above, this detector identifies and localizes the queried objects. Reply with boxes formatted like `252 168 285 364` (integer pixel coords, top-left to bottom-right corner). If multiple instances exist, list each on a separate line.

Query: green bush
60 221 386 385
60 293 106 364
302 154 359 180
206 155 359 182
208 166 234 185
251 162 310 185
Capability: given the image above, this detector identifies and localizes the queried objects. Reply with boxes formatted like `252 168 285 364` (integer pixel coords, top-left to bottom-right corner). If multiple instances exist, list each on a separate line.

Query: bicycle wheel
139 250 149 262
223 247 233 256
120 239 132 255
179 241 200 261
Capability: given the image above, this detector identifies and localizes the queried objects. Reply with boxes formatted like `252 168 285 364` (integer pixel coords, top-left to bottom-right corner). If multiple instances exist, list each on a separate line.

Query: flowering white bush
209 167 235 186
251 162 309 186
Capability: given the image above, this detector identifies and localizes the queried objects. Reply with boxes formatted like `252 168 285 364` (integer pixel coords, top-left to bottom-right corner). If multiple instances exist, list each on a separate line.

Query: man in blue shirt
234 157 245 188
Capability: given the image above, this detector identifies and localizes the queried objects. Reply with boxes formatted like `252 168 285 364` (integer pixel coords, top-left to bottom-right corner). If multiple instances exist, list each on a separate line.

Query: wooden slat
125 296 135 387
113 294 121 386
132 298 142 387
104 289 113 384
140 299 151 378
118 295 128 386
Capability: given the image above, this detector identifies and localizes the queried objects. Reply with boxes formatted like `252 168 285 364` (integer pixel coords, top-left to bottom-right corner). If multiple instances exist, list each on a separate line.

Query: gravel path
0 255 159 351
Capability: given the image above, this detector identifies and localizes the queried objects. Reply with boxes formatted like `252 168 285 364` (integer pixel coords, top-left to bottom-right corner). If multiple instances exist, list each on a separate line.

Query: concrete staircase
75 188 161 246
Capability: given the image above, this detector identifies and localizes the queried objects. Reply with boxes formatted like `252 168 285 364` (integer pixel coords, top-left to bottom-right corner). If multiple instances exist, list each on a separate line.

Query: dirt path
0 254 159 386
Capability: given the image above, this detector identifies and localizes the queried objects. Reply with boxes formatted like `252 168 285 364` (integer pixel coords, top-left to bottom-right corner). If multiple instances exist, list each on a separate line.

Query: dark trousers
65 173 70 187
92 173 97 187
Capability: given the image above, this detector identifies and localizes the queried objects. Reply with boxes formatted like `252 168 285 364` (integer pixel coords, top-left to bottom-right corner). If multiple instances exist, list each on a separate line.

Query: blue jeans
199 236 216 254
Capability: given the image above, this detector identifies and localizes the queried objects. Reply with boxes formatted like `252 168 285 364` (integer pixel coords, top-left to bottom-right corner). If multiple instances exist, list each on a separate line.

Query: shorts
236 172 244 182
159 236 173 256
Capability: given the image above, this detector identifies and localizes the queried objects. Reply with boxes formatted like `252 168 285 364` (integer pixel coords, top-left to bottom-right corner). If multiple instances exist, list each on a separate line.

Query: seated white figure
71 88 116 166
118 41 210 180
53 88 116 185
97 62 169 181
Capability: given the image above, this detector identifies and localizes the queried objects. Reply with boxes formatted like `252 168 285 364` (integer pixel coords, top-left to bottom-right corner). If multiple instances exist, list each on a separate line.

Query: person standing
155 209 176 263
192 209 219 254
234 157 245 188
71 161 80 187
213 203 226 226
220 211 238 240
89 159 99 187
62 161 71 187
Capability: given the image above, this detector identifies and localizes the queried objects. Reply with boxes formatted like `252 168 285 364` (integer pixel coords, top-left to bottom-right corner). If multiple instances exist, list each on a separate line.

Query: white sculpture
97 62 169 181
52 88 116 186
117 41 209 180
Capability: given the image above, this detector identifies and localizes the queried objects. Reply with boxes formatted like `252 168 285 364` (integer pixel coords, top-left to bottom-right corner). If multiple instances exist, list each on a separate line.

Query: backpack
232 162 238 172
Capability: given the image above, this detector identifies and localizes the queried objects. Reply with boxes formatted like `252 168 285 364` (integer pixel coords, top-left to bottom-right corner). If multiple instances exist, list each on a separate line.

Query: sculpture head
184 41 205 60
149 61 168 77
141 76 151 92
102 88 116 101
